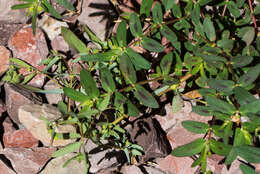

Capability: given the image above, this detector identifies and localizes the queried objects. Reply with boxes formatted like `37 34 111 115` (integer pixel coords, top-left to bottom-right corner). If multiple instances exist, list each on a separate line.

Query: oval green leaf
52 142 81 157
134 85 159 108
100 68 116 93
80 69 99 98
119 53 136 84
129 13 142 37
182 120 209 134
142 37 164 52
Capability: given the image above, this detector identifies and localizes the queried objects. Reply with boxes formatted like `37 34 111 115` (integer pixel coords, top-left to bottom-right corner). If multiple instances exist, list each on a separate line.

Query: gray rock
40 153 85 174
0 147 55 174
78 0 115 41
128 117 171 162
0 0 28 23
18 104 76 146
85 140 126 173
4 83 41 124
43 80 63 105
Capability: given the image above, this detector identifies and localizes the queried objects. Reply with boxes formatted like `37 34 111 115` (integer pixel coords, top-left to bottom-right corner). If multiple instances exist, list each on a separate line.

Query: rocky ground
0 0 257 174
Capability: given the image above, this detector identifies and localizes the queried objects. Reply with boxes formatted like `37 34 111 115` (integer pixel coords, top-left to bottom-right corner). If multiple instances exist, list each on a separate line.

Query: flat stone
1 147 55 174
43 80 63 105
3 117 16 134
0 22 23 46
78 0 114 41
0 0 28 23
18 104 76 147
4 83 42 124
38 14 68 40
221 159 243 174
8 26 49 87
3 129 39 148
128 117 171 162
0 46 10 76
121 165 142 174
40 153 85 174
85 140 125 173
51 36 70 52
0 159 16 174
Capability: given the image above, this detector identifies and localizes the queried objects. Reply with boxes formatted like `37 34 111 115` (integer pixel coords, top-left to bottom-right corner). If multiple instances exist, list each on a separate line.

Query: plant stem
248 0 258 28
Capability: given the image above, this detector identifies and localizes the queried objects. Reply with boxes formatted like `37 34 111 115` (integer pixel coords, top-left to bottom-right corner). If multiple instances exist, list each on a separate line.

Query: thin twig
248 0 258 28
222 0 229 17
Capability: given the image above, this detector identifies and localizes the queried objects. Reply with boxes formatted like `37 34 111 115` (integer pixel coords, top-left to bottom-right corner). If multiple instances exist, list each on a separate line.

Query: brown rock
78 0 114 41
128 117 171 162
0 1 28 23
0 160 16 174
4 83 42 124
0 98 6 117
3 129 39 148
51 36 69 52
8 27 49 87
3 117 16 134
18 104 76 147
0 46 10 76
0 22 23 46
1 147 56 174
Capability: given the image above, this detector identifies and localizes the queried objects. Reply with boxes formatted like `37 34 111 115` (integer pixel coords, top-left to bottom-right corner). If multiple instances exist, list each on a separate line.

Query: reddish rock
51 36 69 52
3 129 39 148
0 46 10 76
1 147 56 174
4 83 36 124
0 160 16 174
8 27 49 87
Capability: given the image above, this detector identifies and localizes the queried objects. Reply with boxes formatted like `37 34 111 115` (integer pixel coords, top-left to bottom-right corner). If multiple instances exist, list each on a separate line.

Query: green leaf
209 139 232 156
61 27 89 53
217 39 234 51
192 106 212 116
116 20 127 47
10 58 32 69
79 52 113 63
234 87 256 106
98 95 110 111
171 93 183 113
32 5 37 35
80 69 99 98
126 47 151 70
171 138 206 157
58 101 67 115
208 79 234 94
124 148 130 163
63 87 89 103
171 3 182 18
119 53 136 84
227 1 240 18
235 145 260 163
160 52 173 75
254 4 260 15
240 164 259 174
152 2 163 23
238 63 260 87
174 19 190 30
100 68 116 93
140 0 153 17
56 0 75 11
11 3 32 9
231 56 253 68
127 101 139 117
191 4 200 24
162 0 174 11
225 148 237 165
182 121 209 134
160 25 177 44
42 0 62 19
52 142 81 157
21 72 36 85
129 13 142 37
43 56 60 72
198 0 212 6
203 17 216 41
134 85 159 108
83 25 106 49
205 96 236 115
114 92 127 107
239 99 260 115
237 27 255 46
142 37 164 52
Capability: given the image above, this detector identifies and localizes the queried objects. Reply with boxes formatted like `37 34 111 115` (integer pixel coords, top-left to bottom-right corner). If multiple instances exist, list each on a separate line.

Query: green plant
7 0 260 173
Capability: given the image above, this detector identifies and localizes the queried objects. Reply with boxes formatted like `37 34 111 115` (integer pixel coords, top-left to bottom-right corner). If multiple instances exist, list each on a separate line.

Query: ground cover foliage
5 0 260 173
